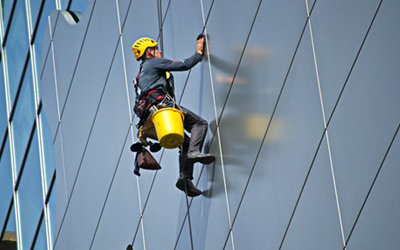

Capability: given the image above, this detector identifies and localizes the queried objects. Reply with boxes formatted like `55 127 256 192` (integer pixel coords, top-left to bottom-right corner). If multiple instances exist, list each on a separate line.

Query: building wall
0 0 88 250
40 0 400 250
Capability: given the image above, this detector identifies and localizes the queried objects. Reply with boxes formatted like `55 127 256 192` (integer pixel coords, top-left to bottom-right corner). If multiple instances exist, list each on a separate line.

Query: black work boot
186 151 215 165
176 177 202 197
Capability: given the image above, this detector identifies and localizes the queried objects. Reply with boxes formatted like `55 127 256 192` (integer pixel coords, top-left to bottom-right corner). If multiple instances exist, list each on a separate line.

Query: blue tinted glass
48 187 56 247
32 216 46 250
40 113 55 190
1 0 15 30
0 60 7 135
60 0 68 10
12 60 35 174
5 0 29 105
0 137 12 228
33 0 56 83
29 0 43 28
0 203 17 249
69 0 89 13
18 132 43 250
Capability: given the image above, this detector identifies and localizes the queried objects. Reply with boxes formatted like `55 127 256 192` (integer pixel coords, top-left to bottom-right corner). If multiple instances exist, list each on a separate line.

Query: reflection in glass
18 132 43 250
0 0 15 31
60 0 68 10
69 0 89 13
32 216 47 250
0 136 12 227
48 186 56 247
0 60 7 137
33 0 57 83
0 204 17 250
29 0 43 29
5 0 29 105
40 113 55 191
12 61 35 174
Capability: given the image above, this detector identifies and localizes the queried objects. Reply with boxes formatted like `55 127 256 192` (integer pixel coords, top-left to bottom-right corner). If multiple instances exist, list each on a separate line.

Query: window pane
0 60 7 136
5 0 29 105
32 216 46 250
29 0 43 29
33 0 56 83
0 136 12 228
12 61 35 173
40 113 55 191
60 0 68 10
47 186 56 247
18 132 43 250
0 0 15 30
0 204 17 250
69 0 89 13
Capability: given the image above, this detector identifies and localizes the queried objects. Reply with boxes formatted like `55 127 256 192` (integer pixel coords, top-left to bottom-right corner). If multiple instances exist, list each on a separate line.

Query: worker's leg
180 106 215 165
179 133 192 179
176 134 202 197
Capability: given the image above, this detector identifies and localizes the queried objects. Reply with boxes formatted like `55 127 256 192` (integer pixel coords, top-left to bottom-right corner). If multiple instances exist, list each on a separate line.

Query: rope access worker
132 35 215 197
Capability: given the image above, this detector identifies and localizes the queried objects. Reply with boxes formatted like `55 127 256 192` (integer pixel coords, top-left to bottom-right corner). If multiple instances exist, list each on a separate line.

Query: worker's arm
150 35 204 71
150 53 203 71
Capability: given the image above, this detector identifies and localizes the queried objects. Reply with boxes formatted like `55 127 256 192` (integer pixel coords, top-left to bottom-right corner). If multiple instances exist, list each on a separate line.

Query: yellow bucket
152 108 184 149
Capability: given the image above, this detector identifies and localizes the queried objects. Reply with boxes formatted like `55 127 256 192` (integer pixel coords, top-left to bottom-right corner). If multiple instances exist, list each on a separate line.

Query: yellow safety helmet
132 37 158 61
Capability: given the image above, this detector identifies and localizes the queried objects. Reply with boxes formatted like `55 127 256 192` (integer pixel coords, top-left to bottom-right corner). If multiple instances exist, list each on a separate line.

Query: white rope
200 0 235 249
305 1 346 248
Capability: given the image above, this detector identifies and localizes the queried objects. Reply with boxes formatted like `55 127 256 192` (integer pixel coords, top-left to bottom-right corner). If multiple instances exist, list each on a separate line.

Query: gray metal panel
230 24 327 249
53 212 72 250
116 0 131 28
220 0 312 222
88 131 142 250
140 150 186 249
328 0 400 240
131 221 145 250
57 0 120 198
189 142 232 250
345 131 400 249
59 39 133 249
200 0 267 118
308 0 382 119
51 3 98 114
53 126 67 233
280 139 344 250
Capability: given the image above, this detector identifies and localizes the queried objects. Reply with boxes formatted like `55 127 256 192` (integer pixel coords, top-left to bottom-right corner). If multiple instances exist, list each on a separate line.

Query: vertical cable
157 0 163 53
182 146 194 250
305 1 346 248
199 0 235 249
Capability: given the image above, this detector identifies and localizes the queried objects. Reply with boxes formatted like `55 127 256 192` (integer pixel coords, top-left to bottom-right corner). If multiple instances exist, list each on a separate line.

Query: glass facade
0 0 88 249
3 0 400 250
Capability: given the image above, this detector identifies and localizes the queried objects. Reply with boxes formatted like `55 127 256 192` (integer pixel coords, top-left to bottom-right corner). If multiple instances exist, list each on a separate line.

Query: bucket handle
158 94 182 110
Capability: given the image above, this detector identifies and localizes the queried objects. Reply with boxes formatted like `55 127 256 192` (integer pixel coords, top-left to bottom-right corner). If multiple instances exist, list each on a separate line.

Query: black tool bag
134 99 148 119
134 90 165 121
133 148 161 176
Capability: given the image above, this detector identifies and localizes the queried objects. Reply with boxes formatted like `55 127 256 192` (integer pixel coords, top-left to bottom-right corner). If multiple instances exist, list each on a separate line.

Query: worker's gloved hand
196 33 205 56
